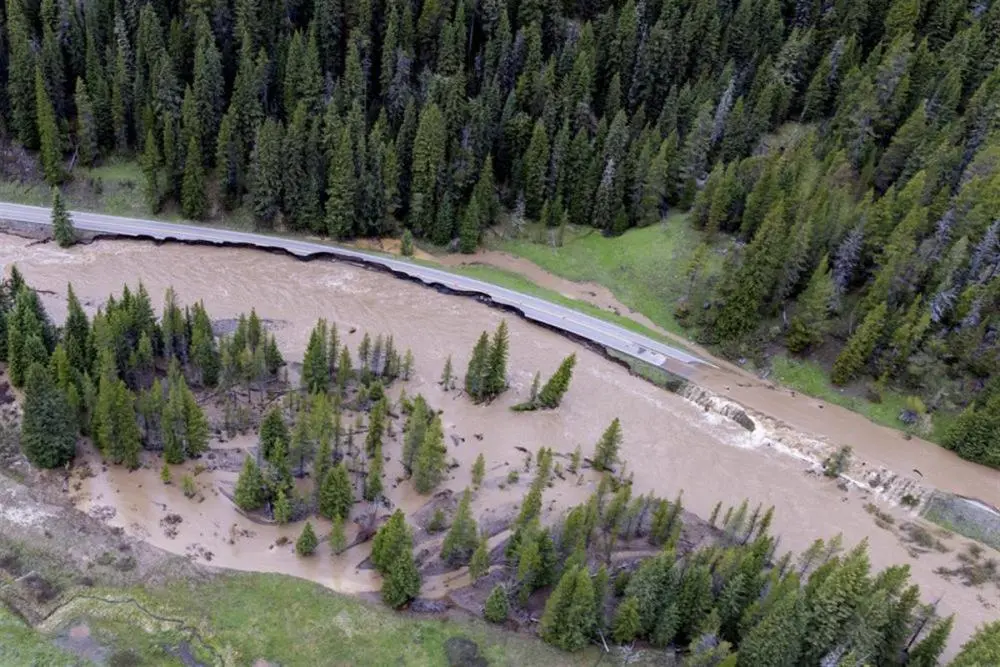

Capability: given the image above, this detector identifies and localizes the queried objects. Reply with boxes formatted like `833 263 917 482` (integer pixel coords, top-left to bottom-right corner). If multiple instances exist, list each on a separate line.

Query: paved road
0 202 709 372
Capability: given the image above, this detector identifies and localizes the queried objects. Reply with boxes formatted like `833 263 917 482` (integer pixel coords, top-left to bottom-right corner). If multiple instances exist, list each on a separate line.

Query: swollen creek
2 233 996 657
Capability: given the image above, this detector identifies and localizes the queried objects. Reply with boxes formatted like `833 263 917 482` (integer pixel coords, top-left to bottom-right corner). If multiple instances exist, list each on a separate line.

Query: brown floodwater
2 234 995 657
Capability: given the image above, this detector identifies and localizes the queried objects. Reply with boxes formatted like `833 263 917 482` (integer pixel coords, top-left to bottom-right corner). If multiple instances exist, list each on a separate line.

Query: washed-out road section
0 202 707 374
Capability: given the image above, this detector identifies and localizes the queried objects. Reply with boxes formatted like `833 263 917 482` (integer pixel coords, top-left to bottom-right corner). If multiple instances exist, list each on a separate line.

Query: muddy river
1 234 996 656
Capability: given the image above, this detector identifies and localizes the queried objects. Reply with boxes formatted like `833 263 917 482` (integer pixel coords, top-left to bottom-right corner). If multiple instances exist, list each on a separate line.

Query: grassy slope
47 573 592 666
495 214 709 336
0 607 80 666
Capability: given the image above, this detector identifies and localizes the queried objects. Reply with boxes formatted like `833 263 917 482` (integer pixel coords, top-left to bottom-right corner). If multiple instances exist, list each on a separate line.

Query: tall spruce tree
51 188 75 247
21 363 77 468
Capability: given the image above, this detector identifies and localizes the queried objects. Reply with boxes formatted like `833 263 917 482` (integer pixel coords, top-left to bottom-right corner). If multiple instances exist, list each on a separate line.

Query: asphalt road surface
0 202 709 372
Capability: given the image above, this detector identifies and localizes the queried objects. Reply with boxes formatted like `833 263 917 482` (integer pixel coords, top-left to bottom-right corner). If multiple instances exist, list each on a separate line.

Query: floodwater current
1 234 996 657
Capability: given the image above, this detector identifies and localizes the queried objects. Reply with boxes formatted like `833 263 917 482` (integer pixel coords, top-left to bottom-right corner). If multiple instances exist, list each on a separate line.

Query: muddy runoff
1 234 995 655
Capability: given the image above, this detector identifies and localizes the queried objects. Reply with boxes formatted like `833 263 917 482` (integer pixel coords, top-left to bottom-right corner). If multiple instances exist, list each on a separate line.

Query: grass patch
446 263 691 350
70 573 593 666
0 606 77 666
495 215 714 335
769 355 937 438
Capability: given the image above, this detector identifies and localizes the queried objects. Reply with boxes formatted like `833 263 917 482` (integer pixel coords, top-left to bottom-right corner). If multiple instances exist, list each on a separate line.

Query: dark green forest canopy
1 0 999 461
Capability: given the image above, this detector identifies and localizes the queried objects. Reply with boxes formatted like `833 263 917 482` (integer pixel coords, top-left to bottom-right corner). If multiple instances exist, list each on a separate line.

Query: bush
484 585 509 623
181 475 197 498
822 446 852 478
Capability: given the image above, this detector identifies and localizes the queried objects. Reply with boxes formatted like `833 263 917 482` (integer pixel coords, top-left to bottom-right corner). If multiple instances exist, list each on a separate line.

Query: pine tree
440 355 455 390
74 78 99 167
787 256 835 353
20 364 77 469
485 585 510 623
593 418 623 471
51 189 75 247
442 488 478 566
181 137 207 219
296 521 319 555
63 284 90 373
469 531 490 581
250 119 285 227
484 320 509 399
464 332 490 400
372 510 413 574
320 462 354 520
401 229 415 256
326 126 357 238
540 565 597 651
413 414 446 493
35 66 62 185
383 550 422 608
472 453 486 488
831 303 888 385
260 406 290 462
737 587 805 667
330 515 348 554
458 196 481 253
234 456 265 510
523 120 550 219
907 615 953 667
302 319 330 393
612 596 642 644
949 619 1000 667
537 354 576 408
409 103 446 238
365 437 385 501
273 489 292 523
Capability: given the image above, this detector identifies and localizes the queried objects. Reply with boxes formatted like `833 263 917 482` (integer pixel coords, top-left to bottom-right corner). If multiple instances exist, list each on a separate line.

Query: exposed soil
0 233 996 658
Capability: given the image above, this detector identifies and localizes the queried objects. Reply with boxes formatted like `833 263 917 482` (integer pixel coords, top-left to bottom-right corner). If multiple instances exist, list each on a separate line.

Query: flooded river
1 234 995 656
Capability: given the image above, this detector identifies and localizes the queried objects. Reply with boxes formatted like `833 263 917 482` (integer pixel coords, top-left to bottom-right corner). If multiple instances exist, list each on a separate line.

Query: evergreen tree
536 354 576 408
592 418 623 471
484 320 509 399
472 453 486 488
907 615 953 667
485 585 510 623
330 515 348 554
273 489 292 523
409 103 446 239
950 620 1000 667
372 510 413 574
464 332 490 400
365 437 385 501
326 126 357 238
63 284 90 373
539 565 597 651
787 256 835 353
51 188 75 247
296 521 319 555
523 120 550 219
250 119 285 227
181 137 207 219
20 364 77 469
440 355 455 390
35 66 62 185
469 531 490 581
302 319 330 393
260 406 290 462
234 455 265 510
831 303 889 385
442 488 478 566
383 550 422 608
612 596 642 644
320 462 354 520
413 414 446 493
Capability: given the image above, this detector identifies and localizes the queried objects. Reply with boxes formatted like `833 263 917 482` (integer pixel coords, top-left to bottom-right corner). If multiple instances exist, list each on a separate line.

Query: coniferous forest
1 0 999 464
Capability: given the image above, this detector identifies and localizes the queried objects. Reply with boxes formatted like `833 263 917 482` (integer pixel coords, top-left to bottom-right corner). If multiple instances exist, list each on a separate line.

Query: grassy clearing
446 262 692 350
495 214 714 335
66 573 592 666
767 355 936 436
0 606 78 666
